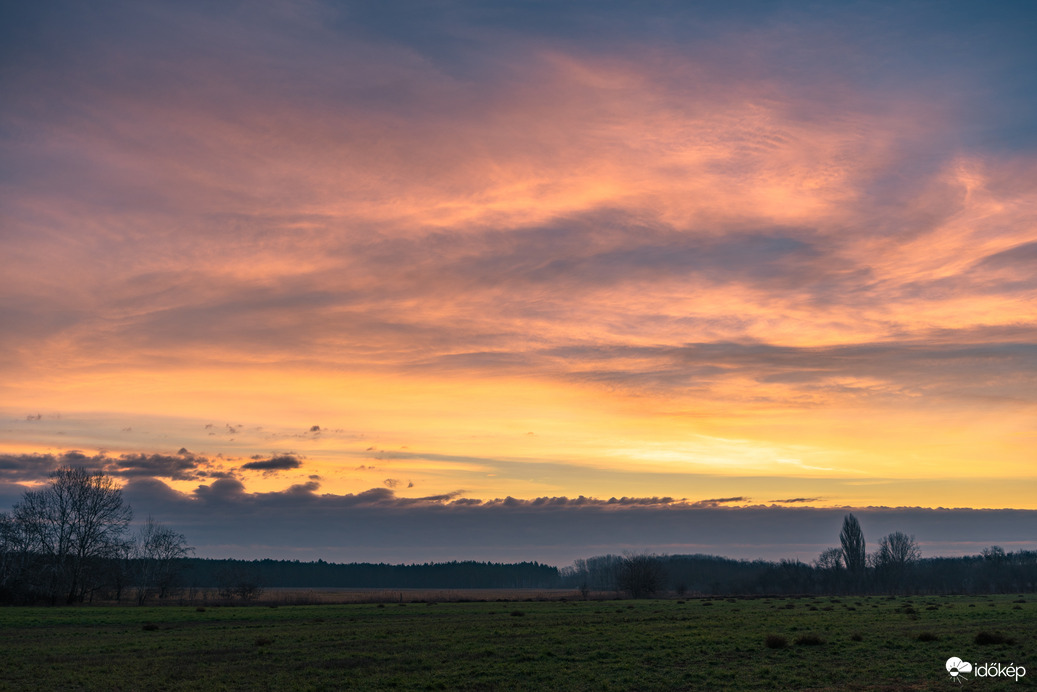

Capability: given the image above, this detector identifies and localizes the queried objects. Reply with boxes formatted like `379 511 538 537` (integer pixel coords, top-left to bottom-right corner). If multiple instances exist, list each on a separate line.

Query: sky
2 1 1036 564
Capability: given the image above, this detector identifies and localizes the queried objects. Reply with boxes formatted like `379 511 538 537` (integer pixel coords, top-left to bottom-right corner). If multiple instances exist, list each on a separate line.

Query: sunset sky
2 1 1035 562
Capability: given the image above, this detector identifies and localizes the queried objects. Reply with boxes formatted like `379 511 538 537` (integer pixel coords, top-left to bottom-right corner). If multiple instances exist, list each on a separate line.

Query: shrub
850 633 863 642
795 634 825 646
765 635 788 649
255 637 273 647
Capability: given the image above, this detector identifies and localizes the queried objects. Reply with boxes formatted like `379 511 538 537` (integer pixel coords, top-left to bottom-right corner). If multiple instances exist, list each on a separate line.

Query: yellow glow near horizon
4 352 1035 508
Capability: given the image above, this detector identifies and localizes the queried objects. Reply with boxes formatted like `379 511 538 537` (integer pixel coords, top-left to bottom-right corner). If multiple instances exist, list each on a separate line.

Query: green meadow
1 594 1033 690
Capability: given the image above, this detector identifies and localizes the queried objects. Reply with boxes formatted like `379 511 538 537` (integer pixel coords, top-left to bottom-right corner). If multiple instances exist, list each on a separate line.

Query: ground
0 594 1032 690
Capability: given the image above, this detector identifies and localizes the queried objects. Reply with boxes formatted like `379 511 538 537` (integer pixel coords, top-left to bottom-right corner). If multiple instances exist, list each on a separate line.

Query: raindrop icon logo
946 657 972 684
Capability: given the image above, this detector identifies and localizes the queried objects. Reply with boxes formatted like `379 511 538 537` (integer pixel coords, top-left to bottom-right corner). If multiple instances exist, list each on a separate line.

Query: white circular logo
946 657 973 679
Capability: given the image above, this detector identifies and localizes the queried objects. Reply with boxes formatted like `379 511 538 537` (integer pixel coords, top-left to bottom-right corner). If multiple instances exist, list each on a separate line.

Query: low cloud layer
110 480 1037 565
1 462 1033 566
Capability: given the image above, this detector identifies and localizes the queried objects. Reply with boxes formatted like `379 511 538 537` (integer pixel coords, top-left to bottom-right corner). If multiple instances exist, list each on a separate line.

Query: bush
916 632 939 642
765 635 788 649
795 634 825 646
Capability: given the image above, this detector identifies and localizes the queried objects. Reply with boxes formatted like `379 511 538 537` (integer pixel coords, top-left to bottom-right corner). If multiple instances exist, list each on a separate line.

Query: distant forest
178 549 1037 600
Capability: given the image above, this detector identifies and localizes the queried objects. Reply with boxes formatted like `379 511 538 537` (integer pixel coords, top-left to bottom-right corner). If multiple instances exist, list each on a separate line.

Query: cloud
975 240 1037 270
542 335 1037 406
0 453 61 481
194 478 246 500
0 449 221 482
241 455 302 472
106 452 206 480
690 496 750 508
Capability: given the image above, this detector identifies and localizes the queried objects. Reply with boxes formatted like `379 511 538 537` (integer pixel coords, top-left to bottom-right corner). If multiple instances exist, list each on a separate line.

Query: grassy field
0 594 1033 690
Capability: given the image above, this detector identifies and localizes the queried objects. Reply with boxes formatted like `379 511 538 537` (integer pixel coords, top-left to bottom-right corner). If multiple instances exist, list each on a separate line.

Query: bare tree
132 516 193 605
0 512 27 596
982 545 1006 563
217 563 264 601
839 514 866 580
876 531 920 571
813 547 846 593
814 547 844 572
12 466 132 603
616 553 666 598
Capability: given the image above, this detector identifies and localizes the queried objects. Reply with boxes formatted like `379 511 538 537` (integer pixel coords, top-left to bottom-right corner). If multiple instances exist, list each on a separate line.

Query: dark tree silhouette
840 513 866 581
875 531 921 592
877 531 921 568
616 553 666 598
216 563 265 601
814 547 844 572
11 467 132 603
132 516 193 605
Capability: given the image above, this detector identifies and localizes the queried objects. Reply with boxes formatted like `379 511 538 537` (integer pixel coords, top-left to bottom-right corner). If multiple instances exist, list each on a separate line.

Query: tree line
176 541 1037 598
184 558 560 592
565 513 1037 597
2 470 1035 603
